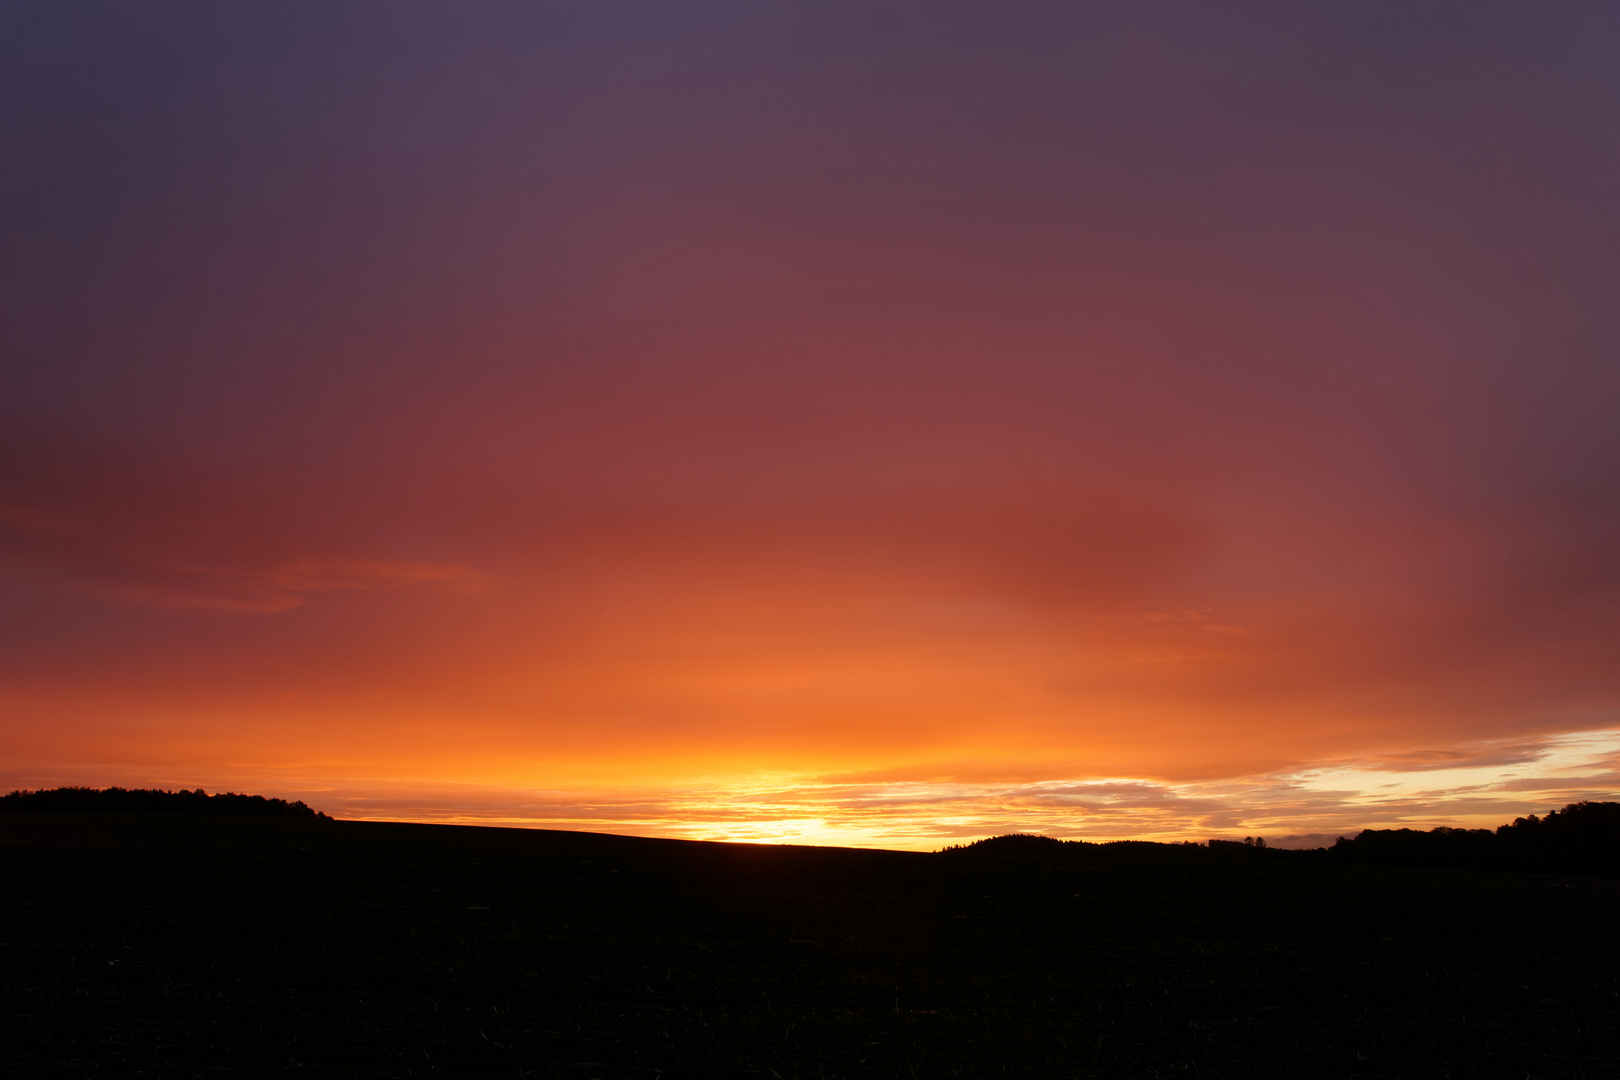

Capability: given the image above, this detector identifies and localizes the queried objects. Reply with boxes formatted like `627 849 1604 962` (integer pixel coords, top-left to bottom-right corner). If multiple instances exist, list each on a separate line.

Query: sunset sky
4 2 1619 848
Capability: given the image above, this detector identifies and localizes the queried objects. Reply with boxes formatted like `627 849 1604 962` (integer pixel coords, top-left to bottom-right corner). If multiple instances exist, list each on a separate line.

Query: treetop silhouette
0 786 329 819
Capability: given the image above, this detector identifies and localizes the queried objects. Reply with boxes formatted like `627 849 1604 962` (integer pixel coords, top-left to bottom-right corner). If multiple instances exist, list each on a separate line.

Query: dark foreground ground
2 816 1616 1079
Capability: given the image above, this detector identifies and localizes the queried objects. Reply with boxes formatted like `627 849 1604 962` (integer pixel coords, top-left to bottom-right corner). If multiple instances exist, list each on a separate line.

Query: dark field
2 816 1616 1078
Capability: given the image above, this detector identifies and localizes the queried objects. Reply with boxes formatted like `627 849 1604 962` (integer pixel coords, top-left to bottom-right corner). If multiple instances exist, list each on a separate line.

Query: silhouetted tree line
0 786 329 819
941 833 1079 855
1329 801 1620 877
941 833 1207 859
942 803 1620 878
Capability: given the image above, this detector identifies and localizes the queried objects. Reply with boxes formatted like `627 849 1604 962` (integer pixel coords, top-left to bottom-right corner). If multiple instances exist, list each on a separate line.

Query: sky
3 2 1619 849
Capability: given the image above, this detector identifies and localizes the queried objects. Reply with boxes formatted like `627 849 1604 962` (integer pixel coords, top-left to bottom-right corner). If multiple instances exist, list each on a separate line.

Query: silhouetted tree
0 786 329 819
1327 803 1620 878
941 833 1082 856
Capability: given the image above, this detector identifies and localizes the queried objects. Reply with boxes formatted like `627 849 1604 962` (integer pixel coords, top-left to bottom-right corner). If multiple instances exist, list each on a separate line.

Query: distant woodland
0 786 329 819
945 800 1620 878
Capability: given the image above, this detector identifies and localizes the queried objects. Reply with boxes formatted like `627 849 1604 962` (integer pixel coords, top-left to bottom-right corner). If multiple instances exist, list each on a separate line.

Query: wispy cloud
70 729 1612 852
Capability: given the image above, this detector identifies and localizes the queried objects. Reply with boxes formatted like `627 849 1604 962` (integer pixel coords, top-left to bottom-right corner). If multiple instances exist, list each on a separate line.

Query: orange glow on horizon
3 5 1619 847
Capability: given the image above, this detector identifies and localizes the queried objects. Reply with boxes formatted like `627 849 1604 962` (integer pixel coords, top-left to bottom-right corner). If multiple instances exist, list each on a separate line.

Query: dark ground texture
2 815 1616 1079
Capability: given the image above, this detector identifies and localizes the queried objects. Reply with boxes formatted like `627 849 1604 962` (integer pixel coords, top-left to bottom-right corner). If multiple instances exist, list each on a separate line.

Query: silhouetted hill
3 810 1617 1078
0 786 328 819
943 803 1620 877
